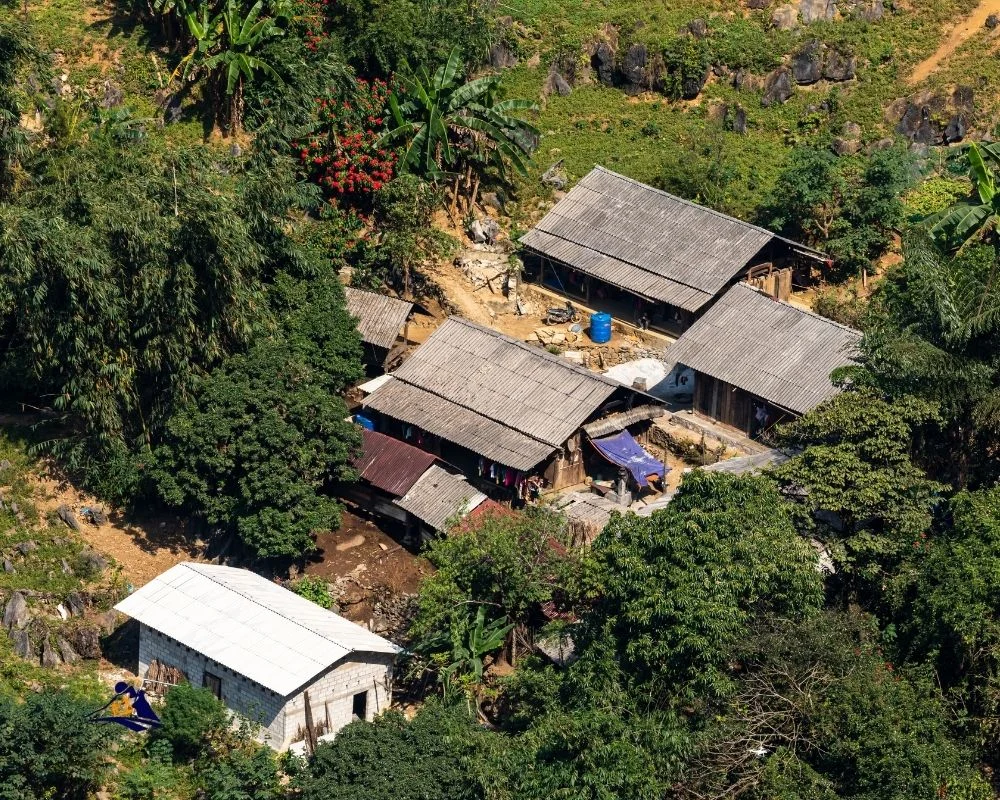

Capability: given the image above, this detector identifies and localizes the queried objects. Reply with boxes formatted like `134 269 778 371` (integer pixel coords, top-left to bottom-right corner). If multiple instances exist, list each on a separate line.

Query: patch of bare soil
30 466 206 587
909 0 1000 84
305 509 433 634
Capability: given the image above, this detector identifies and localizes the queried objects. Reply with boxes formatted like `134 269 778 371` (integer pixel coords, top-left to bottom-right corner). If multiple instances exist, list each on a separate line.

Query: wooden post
304 691 318 755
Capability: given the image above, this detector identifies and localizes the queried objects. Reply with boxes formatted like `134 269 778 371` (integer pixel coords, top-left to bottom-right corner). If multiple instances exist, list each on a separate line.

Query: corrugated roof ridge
731 283 862 338
179 563 393 656
443 316 622 389
589 166 824 257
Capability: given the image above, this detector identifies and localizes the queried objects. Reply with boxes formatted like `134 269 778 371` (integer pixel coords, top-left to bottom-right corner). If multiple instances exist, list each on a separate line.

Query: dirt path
909 0 1000 84
31 470 206 587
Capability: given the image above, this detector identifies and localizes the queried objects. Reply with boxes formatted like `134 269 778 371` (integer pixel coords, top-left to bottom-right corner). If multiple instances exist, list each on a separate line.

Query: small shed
341 429 486 538
520 167 824 334
362 317 660 494
115 563 400 751
665 283 861 436
344 287 413 372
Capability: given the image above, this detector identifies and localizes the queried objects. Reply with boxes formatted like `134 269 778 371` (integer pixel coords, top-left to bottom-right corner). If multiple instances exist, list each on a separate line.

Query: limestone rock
680 68 709 100
60 558 74 576
762 68 793 107
79 548 109 575
10 629 33 661
65 591 86 618
832 137 861 155
592 41 616 86
987 12 999 28
543 68 572 97
687 18 708 37
944 114 966 143
489 42 517 69
896 103 944 145
799 0 836 22
56 504 82 532
66 623 102 659
771 5 799 29
58 637 81 664
621 43 648 93
727 105 749 135
2 559 13 574
15 540 37 556
3 591 28 630
791 40 824 84
823 50 856 82
41 637 61 668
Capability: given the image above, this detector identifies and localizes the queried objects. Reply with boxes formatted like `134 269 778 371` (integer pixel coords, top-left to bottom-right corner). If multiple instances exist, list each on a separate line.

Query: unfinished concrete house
520 166 826 335
665 283 861 437
114 562 399 751
361 316 665 500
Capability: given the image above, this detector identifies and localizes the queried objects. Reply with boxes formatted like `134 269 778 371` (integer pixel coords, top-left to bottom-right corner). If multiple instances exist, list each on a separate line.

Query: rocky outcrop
791 40 824 83
621 43 648 94
800 0 836 22
823 49 856 81
771 5 799 29
3 591 28 630
895 103 945 145
56 504 82 532
10 629 32 660
762 68 794 107
543 68 572 97
592 42 616 85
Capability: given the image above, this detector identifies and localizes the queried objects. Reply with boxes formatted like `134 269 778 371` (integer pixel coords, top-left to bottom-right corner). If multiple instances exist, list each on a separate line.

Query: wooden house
665 283 861 436
344 287 413 373
361 317 664 497
519 166 826 334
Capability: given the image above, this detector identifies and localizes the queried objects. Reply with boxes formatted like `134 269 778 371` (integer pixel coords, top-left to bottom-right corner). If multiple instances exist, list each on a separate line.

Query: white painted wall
137 624 395 750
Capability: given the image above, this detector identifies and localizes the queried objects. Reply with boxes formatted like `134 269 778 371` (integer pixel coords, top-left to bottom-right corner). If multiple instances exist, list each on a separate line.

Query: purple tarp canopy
589 431 668 488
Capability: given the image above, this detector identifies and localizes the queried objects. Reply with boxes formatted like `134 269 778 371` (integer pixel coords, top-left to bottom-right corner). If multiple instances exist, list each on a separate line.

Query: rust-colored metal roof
351 429 439 497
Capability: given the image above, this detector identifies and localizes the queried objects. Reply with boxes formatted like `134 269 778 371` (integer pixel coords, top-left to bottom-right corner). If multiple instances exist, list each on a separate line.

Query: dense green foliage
152 683 231 762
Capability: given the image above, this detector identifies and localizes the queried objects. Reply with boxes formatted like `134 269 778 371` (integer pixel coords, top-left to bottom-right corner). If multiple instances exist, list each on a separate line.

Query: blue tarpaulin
589 431 668 488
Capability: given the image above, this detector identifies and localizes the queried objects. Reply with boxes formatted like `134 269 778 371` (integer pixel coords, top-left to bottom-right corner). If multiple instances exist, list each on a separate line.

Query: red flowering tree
298 78 398 206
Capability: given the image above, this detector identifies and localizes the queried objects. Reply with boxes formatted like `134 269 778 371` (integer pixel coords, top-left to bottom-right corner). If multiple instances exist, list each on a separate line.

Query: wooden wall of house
693 372 753 434
543 430 587 490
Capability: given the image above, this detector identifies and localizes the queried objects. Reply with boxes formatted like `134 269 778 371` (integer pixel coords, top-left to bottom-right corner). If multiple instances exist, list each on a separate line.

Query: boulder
544 68 573 97
15 540 37 556
823 50 856 82
762 68 794 107
853 0 883 20
896 103 944 145
65 591 86 618
621 43 648 93
987 12 999 28
56 504 82 532
592 42 616 86
944 114 966 143
800 0 836 22
687 18 709 37
82 506 109 526
680 68 709 100
41 637 61 668
10 629 32 661
468 216 500 245
868 136 896 152
58 637 81 664
771 5 799 30
791 40 824 84
728 105 749 135
79 548 108 575
2 559 13 574
489 42 517 70
60 558 74 576
3 591 28 630
832 137 861 155
66 623 102 659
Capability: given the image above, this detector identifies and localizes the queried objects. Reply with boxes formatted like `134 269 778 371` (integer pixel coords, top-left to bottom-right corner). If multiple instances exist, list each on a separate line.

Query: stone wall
138 624 286 746
280 652 395 749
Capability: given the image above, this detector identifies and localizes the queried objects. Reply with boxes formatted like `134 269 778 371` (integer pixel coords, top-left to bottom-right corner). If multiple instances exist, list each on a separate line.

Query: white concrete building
115 562 400 750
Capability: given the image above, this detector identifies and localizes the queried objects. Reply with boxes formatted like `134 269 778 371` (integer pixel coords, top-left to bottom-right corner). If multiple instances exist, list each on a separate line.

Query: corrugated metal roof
363 317 625 469
115 563 399 697
701 449 791 475
521 167 819 312
665 283 861 415
393 465 487 531
582 404 665 438
352 429 438 496
344 287 413 350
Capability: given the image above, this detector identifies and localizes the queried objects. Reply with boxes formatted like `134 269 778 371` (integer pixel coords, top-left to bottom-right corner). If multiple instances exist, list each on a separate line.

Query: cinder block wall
280 653 395 749
138 624 286 746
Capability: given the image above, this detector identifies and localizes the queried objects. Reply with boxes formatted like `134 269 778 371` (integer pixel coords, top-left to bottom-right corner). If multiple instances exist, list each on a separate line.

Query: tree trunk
469 174 481 213
448 174 460 223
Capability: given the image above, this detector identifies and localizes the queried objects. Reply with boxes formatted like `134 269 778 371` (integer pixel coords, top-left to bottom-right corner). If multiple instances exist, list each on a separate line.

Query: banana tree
380 47 538 209
176 0 285 134
928 142 1000 251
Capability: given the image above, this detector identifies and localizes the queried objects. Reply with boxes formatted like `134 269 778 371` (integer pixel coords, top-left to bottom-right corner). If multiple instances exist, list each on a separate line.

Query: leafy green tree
761 143 913 280
152 683 230 762
0 22 34 200
928 142 1000 252
902 487 1000 761
196 737 282 800
297 702 498 800
0 690 118 800
177 0 287 134
381 48 538 196
771 389 945 606
581 471 823 703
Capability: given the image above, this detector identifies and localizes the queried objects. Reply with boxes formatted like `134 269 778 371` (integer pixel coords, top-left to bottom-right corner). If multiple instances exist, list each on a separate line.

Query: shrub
152 684 230 762
294 576 333 609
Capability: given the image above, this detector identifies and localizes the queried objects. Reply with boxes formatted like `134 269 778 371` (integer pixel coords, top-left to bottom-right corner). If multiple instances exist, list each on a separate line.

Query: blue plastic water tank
354 414 376 431
590 312 612 344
